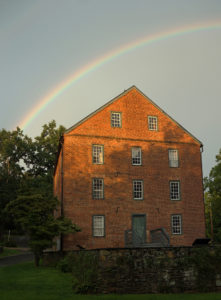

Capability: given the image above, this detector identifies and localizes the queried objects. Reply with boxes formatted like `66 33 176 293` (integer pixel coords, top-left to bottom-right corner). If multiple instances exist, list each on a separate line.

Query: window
133 180 143 200
92 178 104 199
169 149 179 167
148 116 158 131
111 112 121 127
132 147 142 165
93 215 105 237
170 181 180 200
171 215 182 234
92 145 104 164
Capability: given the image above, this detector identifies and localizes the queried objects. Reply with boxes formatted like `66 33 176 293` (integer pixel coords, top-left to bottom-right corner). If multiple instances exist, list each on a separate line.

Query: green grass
0 262 221 300
0 248 23 257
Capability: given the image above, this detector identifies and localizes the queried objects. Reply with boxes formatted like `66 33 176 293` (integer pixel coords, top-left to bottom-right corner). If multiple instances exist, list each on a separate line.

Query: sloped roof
65 85 203 146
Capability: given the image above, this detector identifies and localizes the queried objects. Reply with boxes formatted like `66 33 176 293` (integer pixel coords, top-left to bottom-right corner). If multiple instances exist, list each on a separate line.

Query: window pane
133 180 143 199
93 178 104 199
148 116 158 131
170 181 180 200
93 216 104 236
111 112 121 127
93 145 103 164
169 149 179 167
172 215 182 234
132 147 142 165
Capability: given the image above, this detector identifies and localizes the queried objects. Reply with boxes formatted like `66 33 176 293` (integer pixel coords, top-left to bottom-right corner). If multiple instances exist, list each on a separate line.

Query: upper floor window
132 147 142 165
92 178 104 199
169 149 179 167
148 116 158 131
170 181 180 200
111 112 121 128
133 180 143 200
171 214 182 235
92 145 104 164
93 215 105 237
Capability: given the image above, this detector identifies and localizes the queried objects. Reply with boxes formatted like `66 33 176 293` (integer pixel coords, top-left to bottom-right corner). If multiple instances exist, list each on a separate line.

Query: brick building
54 86 205 250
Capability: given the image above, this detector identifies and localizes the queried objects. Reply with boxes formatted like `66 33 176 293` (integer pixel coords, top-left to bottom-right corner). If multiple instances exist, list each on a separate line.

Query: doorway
132 214 146 246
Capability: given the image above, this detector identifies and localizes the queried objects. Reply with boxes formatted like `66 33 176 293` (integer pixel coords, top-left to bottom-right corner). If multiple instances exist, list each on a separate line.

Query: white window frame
92 145 104 164
170 181 180 200
148 116 158 131
93 215 105 237
133 180 143 200
169 149 179 167
92 178 104 199
132 147 142 165
111 112 121 128
171 215 182 235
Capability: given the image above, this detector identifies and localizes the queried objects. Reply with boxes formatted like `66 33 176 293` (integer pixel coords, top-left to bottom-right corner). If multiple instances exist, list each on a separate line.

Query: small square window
170 181 180 200
169 149 179 167
133 180 143 200
92 145 104 164
93 215 105 237
132 147 142 165
92 178 104 199
148 116 158 131
111 112 121 127
171 215 182 234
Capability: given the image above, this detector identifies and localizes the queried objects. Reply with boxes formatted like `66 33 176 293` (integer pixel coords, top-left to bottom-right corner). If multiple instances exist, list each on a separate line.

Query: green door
132 214 146 246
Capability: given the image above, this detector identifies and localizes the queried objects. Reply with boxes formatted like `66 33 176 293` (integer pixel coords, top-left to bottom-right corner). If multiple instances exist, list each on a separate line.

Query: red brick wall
54 88 205 249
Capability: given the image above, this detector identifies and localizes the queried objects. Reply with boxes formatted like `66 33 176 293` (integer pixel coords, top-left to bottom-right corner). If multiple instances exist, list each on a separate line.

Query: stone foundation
43 246 221 293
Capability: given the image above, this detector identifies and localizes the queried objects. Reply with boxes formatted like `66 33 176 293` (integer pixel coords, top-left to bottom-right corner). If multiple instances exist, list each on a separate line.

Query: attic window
111 112 121 128
148 116 158 131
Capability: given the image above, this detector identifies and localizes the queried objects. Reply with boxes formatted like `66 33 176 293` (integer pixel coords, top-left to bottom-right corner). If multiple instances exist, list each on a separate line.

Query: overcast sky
0 0 221 177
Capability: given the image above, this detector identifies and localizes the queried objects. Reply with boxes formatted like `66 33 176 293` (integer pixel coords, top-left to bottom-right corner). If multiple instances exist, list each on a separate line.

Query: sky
0 0 221 177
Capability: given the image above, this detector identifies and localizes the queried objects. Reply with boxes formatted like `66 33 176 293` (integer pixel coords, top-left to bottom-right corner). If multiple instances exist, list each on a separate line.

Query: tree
0 128 31 238
0 121 66 240
5 176 80 266
25 120 66 178
0 127 31 177
1 121 78 262
204 148 221 242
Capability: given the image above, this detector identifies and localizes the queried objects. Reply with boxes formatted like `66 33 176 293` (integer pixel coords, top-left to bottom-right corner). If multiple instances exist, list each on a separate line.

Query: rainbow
19 21 221 130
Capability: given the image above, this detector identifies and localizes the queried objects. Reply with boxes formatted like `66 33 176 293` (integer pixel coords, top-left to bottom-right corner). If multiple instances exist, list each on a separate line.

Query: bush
57 251 98 293
71 251 98 293
57 253 73 273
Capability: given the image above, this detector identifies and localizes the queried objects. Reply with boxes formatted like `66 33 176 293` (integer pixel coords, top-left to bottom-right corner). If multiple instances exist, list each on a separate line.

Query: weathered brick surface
54 87 205 250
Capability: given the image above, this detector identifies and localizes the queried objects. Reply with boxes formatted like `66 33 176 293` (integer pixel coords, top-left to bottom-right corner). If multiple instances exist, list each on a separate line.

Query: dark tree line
0 120 79 266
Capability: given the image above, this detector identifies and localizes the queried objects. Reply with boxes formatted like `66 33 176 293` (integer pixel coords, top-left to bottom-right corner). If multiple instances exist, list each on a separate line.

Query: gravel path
0 252 34 267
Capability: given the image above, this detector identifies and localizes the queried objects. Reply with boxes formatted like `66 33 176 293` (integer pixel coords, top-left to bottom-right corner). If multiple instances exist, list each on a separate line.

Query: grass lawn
0 248 23 258
0 262 221 300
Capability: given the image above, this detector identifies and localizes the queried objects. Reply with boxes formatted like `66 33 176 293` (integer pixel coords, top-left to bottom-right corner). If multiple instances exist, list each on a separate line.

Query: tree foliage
204 148 221 242
0 121 80 264
5 176 79 266
25 120 65 177
0 128 31 237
